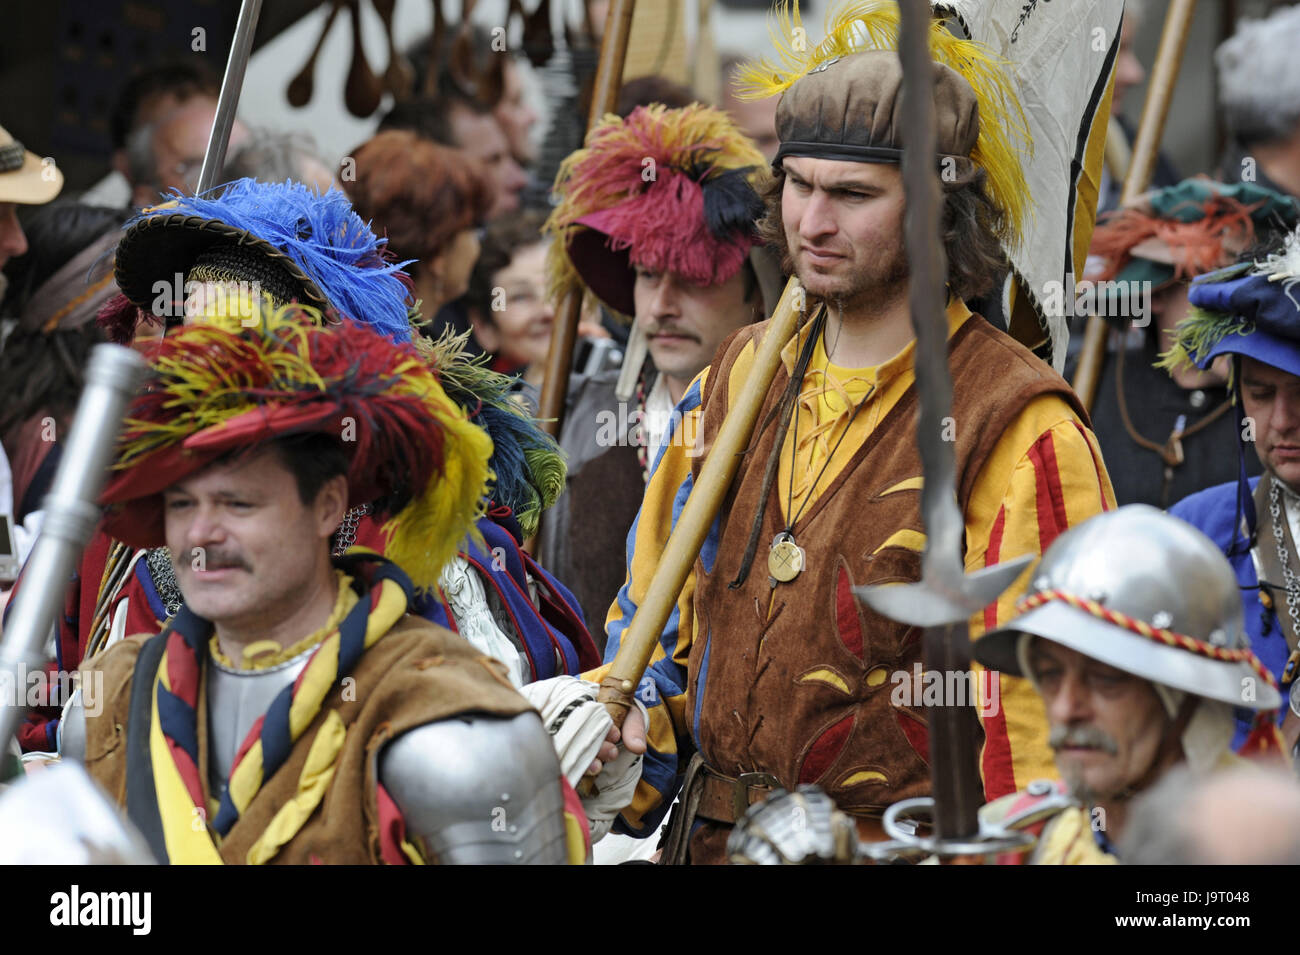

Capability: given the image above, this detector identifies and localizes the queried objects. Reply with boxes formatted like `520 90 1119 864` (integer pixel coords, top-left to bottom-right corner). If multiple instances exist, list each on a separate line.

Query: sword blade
196 0 264 195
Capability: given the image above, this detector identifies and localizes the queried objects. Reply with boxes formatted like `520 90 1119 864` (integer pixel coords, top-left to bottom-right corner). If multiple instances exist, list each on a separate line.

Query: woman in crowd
342 128 491 324
466 209 554 390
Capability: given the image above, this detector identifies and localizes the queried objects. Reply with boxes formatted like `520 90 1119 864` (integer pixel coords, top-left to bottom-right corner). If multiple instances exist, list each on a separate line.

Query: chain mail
144 546 184 619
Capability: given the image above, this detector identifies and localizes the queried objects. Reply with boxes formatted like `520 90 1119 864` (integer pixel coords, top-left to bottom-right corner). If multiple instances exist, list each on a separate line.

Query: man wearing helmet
972 505 1284 864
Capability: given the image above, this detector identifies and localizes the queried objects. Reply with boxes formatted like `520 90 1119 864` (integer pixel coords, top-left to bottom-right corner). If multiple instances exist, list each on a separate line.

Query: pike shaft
897 0 980 840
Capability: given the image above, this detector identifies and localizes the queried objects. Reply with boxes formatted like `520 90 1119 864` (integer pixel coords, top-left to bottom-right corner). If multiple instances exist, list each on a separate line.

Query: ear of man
315 473 350 539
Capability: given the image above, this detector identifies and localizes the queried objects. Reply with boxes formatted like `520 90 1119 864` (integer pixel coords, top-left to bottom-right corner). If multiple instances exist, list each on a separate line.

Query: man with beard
973 505 1283 864
573 2 1116 864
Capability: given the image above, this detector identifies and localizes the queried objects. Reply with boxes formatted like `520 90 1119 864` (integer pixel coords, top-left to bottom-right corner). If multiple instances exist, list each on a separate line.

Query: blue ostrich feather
138 178 415 342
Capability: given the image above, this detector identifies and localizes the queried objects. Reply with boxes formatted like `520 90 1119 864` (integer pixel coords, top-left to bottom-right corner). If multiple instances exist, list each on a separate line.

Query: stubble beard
794 242 910 321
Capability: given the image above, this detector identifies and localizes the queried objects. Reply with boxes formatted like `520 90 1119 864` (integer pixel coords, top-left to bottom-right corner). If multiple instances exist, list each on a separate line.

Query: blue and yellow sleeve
586 371 715 837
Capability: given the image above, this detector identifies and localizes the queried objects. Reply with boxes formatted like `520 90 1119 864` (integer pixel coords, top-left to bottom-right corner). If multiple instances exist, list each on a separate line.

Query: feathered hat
1160 223 1300 558
544 102 770 317
103 178 565 541
100 178 414 344
1161 223 1300 379
733 0 1031 252
1090 179 1299 311
100 306 494 591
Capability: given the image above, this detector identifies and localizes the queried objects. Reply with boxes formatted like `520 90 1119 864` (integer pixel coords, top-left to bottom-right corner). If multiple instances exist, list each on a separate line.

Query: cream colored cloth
518 675 646 843
438 555 528 687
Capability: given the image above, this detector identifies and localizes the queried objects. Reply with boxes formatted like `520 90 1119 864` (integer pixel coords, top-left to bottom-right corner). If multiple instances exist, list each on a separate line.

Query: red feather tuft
96 292 153 345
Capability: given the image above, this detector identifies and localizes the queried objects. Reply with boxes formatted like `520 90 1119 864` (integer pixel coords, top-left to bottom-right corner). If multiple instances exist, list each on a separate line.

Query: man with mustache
62 311 585 863
973 505 1284 864
567 2 1117 864
1164 222 1300 760
11 179 599 755
538 103 780 633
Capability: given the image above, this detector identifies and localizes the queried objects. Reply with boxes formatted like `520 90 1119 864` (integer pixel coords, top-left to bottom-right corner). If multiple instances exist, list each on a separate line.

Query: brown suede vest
81 615 531 864
685 312 1086 858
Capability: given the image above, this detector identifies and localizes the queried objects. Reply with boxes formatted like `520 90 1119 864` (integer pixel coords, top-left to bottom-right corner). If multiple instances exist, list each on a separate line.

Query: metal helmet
974 504 1281 711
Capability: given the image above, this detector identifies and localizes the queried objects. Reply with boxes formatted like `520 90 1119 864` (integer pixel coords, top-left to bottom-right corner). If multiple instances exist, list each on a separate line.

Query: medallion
768 531 806 583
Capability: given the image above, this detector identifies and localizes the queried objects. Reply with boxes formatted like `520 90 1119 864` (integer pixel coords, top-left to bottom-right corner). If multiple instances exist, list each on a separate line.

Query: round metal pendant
768 532 806 583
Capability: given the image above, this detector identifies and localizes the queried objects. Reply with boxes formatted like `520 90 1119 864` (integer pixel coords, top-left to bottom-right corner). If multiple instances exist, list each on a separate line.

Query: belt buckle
733 771 782 821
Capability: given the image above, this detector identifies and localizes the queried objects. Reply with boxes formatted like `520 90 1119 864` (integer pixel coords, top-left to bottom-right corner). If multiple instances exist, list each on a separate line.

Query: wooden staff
1071 0 1197 412
592 278 804 723
536 0 637 438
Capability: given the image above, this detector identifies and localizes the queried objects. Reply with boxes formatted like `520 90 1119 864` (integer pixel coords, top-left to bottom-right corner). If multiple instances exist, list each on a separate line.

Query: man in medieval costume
538 102 781 633
972 505 1284 864
1072 179 1296 508
0 120 63 580
726 506 1284 865
60 310 588 864
15 179 598 754
575 0 1117 863
1164 221 1300 758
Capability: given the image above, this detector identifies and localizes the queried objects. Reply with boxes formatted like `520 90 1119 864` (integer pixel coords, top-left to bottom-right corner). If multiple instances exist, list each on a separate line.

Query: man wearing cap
14 179 598 753
0 122 62 277
972 505 1284 864
538 102 780 633
1074 179 1297 508
587 2 1115 863
61 312 585 864
0 121 62 602
1165 223 1300 758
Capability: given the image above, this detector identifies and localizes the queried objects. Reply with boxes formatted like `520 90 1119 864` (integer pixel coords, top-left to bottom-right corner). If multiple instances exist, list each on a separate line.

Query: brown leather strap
693 763 783 825
659 753 709 866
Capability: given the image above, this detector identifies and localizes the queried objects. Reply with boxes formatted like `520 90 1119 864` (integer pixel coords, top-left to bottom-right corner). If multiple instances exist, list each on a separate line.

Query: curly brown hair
344 130 492 267
756 166 1007 302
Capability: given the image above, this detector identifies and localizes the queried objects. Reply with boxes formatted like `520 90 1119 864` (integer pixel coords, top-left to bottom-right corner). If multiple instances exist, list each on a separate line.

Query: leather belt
695 764 783 825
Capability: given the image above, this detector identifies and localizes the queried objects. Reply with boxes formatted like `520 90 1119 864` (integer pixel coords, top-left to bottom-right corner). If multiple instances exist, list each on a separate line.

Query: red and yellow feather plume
104 305 492 591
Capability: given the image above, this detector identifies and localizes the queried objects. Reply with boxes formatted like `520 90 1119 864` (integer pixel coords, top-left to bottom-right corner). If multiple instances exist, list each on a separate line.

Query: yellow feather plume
733 0 1032 251
381 388 492 592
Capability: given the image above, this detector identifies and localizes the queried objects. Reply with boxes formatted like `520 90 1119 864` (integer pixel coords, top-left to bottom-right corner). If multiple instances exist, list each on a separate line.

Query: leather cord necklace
1114 345 1231 507
730 309 826 589
768 324 874 585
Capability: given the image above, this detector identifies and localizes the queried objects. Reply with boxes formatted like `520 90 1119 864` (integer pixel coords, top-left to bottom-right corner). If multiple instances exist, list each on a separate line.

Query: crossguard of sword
856 796 1035 862
853 553 1033 627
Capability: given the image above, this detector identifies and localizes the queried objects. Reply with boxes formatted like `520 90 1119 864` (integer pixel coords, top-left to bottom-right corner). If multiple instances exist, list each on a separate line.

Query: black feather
701 166 766 242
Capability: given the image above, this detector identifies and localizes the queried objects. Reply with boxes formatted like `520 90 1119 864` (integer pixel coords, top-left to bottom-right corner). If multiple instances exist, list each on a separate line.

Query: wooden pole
593 278 804 723
1072 0 1197 412
535 0 637 439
